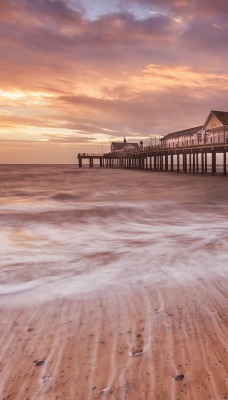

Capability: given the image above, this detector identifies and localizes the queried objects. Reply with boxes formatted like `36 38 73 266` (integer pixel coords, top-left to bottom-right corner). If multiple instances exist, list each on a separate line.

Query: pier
77 110 228 175
77 142 228 175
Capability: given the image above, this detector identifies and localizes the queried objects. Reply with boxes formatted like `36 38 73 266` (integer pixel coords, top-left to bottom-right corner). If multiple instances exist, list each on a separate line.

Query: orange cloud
0 1 228 162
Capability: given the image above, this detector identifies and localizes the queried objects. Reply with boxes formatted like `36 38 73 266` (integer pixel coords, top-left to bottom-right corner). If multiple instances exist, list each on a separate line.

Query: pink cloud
0 0 228 162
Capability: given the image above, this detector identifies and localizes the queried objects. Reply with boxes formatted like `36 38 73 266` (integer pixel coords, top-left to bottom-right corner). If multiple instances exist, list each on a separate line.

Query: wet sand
1 276 228 400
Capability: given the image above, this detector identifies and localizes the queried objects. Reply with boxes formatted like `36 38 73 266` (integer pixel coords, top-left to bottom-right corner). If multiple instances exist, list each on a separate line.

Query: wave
1 167 228 304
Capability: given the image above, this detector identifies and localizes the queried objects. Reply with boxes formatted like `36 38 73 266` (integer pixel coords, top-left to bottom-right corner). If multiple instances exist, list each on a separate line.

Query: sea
1 164 228 305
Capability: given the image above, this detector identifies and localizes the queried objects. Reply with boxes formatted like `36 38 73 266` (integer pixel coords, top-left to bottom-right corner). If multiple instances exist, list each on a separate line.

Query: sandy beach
1 275 227 400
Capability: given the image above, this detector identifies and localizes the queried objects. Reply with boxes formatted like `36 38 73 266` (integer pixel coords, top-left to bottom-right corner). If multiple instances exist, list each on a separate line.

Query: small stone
100 387 110 395
33 360 45 367
137 334 142 338
175 374 184 381
27 328 33 332
132 350 144 357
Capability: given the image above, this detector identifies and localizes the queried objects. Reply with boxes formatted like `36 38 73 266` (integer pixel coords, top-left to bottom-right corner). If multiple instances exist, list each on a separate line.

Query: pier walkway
77 142 228 175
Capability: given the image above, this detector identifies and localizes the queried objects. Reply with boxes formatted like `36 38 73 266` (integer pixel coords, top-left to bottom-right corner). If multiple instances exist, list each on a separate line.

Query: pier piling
77 142 227 176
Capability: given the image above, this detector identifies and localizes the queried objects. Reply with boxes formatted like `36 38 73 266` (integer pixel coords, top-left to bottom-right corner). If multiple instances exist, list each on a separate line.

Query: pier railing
77 135 228 175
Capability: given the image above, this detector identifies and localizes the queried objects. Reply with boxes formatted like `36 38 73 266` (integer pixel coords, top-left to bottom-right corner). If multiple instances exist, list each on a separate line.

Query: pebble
33 360 45 367
175 373 184 381
100 387 110 395
132 350 144 357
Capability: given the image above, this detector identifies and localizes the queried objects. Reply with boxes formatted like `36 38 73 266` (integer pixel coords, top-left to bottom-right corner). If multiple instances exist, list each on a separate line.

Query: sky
0 0 228 163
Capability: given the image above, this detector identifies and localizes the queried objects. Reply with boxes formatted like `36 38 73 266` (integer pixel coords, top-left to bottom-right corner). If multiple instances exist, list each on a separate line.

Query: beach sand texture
0 277 227 400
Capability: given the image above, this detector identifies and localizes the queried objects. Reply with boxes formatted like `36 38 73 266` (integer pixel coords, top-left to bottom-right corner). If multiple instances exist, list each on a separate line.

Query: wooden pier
77 143 228 175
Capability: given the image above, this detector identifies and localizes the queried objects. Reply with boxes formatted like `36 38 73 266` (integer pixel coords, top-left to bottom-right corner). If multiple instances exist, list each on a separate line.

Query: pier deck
77 142 228 175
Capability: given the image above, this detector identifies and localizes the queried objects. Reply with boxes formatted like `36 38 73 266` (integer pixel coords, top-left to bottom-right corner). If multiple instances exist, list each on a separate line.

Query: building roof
203 110 228 128
161 126 202 141
111 142 139 150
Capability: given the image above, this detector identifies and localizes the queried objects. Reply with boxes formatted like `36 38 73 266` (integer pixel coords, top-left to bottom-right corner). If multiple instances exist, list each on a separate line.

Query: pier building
160 110 228 148
110 137 139 153
160 126 203 148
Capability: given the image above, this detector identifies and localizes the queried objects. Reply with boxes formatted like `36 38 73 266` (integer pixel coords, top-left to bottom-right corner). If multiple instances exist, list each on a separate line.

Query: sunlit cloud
128 65 228 93
0 0 228 162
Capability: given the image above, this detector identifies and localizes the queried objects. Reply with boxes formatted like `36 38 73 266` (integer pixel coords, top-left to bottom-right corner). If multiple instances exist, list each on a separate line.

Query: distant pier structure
77 110 228 175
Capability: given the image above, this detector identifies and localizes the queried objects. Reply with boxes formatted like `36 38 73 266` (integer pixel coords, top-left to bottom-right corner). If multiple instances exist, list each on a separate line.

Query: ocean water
0 164 228 304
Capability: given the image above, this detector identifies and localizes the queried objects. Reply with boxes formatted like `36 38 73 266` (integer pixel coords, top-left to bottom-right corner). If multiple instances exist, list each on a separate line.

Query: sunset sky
1 0 228 163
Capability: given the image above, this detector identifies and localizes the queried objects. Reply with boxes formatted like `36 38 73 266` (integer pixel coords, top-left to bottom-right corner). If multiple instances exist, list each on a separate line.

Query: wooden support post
183 153 186 172
223 151 226 176
165 154 168 171
150 157 152 170
212 151 216 175
109 158 112 167
100 158 102 167
79 158 82 168
89 158 93 167
193 153 195 173
201 152 204 173
171 154 174 172
146 157 148 170
189 153 191 172
196 153 199 173
154 156 157 171
177 154 179 172
205 153 207 173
